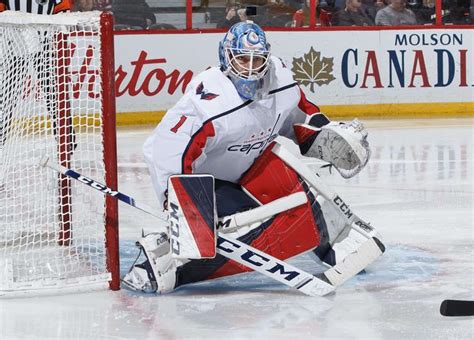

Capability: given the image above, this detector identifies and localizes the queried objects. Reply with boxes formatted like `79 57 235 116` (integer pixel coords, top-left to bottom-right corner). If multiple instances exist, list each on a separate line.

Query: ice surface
0 118 472 339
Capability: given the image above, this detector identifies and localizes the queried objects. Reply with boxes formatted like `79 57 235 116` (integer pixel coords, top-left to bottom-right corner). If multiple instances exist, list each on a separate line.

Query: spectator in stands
239 6 270 25
216 4 241 28
148 23 177 30
293 0 340 27
240 0 267 5
72 0 111 12
375 0 417 25
401 0 432 24
411 0 471 25
360 0 386 20
319 0 341 25
292 0 318 27
217 4 268 28
443 0 472 24
73 0 93 11
112 0 156 30
94 0 111 11
334 0 375 25
261 0 302 27
237 8 249 21
374 0 387 10
471 0 474 22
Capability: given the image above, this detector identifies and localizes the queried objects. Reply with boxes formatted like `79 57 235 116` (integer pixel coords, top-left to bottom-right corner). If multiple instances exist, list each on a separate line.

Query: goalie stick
40 156 383 297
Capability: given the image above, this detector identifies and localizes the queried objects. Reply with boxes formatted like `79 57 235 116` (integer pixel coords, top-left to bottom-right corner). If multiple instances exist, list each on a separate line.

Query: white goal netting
0 11 117 296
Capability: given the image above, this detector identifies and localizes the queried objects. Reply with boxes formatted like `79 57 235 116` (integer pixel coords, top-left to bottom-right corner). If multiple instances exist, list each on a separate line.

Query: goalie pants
174 145 330 288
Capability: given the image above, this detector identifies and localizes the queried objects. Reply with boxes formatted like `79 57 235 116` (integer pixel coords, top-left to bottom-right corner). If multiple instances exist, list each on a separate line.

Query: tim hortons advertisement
113 33 222 112
78 29 474 116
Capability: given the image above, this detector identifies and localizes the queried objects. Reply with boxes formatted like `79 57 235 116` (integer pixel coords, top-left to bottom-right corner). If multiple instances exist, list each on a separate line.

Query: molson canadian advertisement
105 29 473 122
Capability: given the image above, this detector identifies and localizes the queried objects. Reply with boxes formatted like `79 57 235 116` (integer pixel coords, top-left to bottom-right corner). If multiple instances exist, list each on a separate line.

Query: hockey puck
440 299 474 317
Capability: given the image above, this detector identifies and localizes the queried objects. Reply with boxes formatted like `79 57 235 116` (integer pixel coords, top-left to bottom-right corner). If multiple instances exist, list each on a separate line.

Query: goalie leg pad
239 143 322 251
155 145 359 288
165 147 327 287
312 195 377 267
200 146 325 280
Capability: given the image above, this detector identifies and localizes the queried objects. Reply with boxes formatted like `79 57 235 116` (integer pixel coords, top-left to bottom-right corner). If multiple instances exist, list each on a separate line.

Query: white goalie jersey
143 56 328 208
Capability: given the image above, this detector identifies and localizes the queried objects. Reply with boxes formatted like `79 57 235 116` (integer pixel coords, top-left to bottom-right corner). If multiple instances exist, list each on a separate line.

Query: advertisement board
84 28 473 123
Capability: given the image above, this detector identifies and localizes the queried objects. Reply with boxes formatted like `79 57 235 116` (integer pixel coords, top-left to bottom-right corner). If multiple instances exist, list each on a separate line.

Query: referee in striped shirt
0 0 71 14
0 0 73 147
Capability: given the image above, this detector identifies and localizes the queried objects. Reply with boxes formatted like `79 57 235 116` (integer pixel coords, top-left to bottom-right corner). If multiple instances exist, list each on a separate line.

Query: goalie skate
122 232 177 294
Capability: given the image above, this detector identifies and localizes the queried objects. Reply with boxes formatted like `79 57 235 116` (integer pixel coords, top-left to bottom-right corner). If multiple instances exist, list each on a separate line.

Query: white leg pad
316 194 349 244
329 228 371 265
314 194 376 267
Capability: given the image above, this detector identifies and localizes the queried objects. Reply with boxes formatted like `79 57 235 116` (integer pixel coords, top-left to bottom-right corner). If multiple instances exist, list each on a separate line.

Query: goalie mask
219 21 271 100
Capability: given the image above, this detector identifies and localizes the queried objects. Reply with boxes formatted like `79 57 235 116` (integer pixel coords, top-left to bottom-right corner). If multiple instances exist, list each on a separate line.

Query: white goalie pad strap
168 175 217 259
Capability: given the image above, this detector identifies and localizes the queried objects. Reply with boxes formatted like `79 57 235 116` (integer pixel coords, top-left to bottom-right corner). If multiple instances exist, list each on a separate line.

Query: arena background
110 26 473 125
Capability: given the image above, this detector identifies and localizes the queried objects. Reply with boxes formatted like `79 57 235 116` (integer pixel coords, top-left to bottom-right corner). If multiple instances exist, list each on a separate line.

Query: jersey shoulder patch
195 81 219 101
188 68 245 120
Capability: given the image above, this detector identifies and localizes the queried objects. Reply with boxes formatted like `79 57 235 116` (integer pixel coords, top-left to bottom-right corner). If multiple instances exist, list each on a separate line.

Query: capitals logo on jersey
227 129 278 155
196 82 219 100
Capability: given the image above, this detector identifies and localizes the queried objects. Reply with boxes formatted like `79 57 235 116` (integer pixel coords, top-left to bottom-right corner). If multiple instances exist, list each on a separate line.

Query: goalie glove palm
297 119 370 178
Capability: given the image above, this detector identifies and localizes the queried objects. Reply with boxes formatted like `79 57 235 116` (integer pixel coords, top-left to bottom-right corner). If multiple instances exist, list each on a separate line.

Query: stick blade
440 299 474 317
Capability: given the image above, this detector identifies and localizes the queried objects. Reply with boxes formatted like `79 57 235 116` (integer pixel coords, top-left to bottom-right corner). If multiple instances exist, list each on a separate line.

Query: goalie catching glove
295 118 371 178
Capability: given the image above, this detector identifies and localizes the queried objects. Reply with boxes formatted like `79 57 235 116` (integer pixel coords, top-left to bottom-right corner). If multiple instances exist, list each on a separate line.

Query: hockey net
0 11 118 296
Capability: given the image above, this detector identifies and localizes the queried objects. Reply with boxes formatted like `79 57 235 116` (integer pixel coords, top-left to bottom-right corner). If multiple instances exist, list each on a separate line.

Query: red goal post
0 11 119 296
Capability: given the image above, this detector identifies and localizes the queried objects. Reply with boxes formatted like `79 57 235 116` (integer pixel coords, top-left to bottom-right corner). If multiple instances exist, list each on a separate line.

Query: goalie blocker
167 175 217 259
123 142 384 294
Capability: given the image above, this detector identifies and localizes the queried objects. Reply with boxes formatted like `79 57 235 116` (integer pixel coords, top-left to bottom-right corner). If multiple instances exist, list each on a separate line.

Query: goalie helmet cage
0 11 119 296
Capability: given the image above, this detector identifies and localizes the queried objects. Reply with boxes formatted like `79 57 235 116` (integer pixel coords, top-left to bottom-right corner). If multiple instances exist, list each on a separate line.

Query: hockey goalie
122 21 383 294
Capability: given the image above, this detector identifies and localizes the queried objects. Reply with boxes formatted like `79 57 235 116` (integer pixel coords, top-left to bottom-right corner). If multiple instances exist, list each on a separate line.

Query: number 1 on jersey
170 115 187 133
